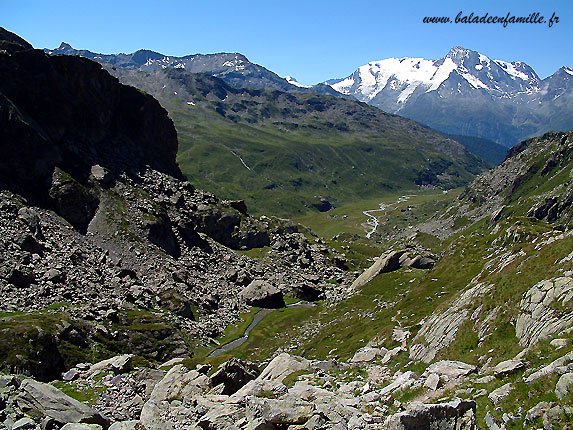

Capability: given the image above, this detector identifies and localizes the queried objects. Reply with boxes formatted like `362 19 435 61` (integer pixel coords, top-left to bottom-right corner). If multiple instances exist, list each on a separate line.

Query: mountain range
46 42 573 156
46 42 344 97
45 42 487 216
328 47 573 147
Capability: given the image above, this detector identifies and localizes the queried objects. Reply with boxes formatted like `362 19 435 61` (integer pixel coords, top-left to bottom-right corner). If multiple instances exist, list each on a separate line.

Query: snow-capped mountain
329 47 573 147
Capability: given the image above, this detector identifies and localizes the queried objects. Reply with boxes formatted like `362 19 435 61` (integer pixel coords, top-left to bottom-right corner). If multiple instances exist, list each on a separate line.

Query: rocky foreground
1 340 572 430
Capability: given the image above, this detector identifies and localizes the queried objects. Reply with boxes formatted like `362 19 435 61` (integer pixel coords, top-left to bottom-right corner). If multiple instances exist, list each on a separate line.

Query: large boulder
384 398 476 430
210 358 260 395
16 379 109 428
350 250 407 290
425 361 477 380
241 280 285 308
258 353 310 383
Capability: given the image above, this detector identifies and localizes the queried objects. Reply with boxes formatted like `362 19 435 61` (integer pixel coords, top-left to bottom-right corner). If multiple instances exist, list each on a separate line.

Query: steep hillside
330 47 573 147
101 66 487 217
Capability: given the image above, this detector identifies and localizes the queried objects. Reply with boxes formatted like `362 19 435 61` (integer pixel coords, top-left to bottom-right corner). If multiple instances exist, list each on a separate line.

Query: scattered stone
550 338 568 349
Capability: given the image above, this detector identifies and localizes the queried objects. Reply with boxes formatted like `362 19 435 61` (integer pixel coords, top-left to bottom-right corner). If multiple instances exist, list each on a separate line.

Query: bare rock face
241 280 285 308
516 277 573 347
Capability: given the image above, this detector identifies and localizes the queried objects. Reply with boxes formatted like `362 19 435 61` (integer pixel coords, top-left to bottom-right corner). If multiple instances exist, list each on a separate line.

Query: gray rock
516 277 573 347
525 351 573 384
525 402 551 422
488 383 513 405
555 372 573 400
246 397 315 425
350 250 407 290
384 398 476 429
257 353 310 383
60 425 104 430
209 358 259 395
424 373 440 391
484 412 503 430
241 280 285 308
108 421 144 430
86 355 135 377
426 360 477 379
493 360 525 377
351 347 382 363
379 371 418 395
17 379 109 428
12 417 36 429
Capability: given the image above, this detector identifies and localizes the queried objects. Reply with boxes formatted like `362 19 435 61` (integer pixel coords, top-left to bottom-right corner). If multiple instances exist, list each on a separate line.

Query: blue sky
3 0 571 85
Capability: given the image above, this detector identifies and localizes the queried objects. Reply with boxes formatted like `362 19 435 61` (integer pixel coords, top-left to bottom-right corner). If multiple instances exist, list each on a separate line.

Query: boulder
379 371 418 396
425 360 476 379
488 383 513 405
86 355 135 377
108 422 143 430
246 397 315 425
17 379 109 428
424 373 441 391
258 353 310 383
351 347 383 363
384 398 476 429
493 360 525 378
210 358 260 395
241 280 285 308
555 372 573 400
350 250 407 290
60 425 104 430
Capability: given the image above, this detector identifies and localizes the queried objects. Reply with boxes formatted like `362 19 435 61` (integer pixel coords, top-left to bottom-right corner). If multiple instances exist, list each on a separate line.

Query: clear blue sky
3 0 571 85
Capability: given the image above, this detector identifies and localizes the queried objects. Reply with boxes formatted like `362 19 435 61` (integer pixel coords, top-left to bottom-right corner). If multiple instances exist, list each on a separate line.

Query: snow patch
494 60 529 80
285 76 311 88
563 67 573 76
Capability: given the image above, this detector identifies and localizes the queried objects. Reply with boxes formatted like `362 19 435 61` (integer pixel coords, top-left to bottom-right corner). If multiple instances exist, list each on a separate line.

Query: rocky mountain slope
0 29 353 382
45 42 344 97
329 47 573 147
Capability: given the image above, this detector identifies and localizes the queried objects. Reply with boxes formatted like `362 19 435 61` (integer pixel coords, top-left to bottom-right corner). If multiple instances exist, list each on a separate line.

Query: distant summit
328 47 573 147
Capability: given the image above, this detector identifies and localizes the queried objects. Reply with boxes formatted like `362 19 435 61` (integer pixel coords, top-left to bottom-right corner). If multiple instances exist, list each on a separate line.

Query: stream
208 302 316 357
362 195 412 239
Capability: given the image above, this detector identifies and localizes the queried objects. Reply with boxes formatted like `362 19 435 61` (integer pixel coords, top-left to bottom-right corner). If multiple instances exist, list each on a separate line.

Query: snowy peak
329 47 545 105
284 76 311 88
